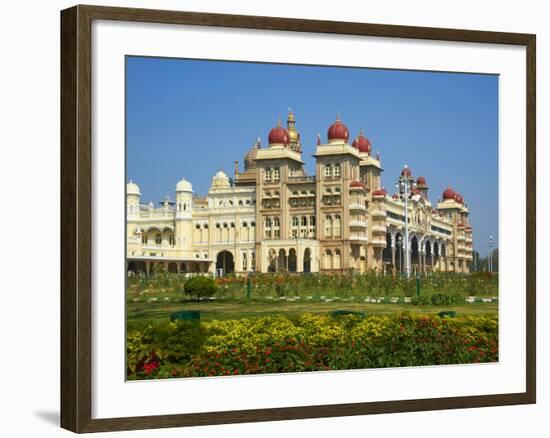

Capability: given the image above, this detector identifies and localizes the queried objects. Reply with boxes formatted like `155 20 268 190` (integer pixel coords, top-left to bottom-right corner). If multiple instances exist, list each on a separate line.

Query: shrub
127 320 207 378
183 275 217 300
412 293 466 306
412 295 430 305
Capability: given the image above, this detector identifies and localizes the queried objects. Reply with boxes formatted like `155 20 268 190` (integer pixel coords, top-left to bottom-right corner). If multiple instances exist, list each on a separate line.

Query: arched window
324 250 333 269
203 224 208 229
242 221 248 228
251 221 255 227
169 233 175 246
310 216 316 226
141 233 147 244
324 164 332 177
334 249 341 269
273 167 280 181
265 217 272 239
301 216 307 226
333 164 341 177
273 217 280 238
334 215 342 238
155 233 162 245
230 222 235 228
195 223 201 229
292 217 299 227
325 215 332 238
264 168 272 181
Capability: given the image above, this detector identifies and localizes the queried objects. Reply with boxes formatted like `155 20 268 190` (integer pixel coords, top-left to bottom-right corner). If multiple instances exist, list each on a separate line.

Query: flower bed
127 271 498 300
127 313 498 380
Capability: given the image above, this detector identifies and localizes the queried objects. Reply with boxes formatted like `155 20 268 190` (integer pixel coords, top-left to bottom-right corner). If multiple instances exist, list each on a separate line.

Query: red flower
143 361 159 375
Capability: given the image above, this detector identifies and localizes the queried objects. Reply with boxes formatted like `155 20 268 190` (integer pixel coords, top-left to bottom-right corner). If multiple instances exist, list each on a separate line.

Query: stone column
297 244 304 273
391 234 396 274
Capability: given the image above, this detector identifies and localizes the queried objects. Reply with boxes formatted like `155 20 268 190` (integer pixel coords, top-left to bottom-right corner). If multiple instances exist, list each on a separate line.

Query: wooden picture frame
60 4 536 433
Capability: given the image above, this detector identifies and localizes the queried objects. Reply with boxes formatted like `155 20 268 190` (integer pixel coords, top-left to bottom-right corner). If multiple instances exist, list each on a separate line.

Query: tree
477 248 499 272
183 276 217 300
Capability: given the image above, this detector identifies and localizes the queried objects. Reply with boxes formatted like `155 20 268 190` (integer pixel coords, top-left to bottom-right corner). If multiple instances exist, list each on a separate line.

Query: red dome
350 180 364 189
352 131 371 153
268 122 289 146
372 188 387 197
457 222 465 228
392 193 400 199
454 193 464 204
327 117 349 142
401 166 412 177
416 176 426 185
411 188 421 196
442 187 456 200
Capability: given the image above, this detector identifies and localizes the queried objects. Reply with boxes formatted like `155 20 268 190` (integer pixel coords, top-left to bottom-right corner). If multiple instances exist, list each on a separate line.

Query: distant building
127 111 473 275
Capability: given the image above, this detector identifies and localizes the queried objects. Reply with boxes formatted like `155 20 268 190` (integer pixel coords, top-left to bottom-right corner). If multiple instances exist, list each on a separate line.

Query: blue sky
126 57 498 256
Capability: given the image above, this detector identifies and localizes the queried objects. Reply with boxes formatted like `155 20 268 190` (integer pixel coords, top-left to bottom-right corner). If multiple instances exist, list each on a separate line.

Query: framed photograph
60 4 536 433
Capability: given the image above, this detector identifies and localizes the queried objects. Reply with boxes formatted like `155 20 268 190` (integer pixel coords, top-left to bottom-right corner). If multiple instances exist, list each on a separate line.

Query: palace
127 111 474 275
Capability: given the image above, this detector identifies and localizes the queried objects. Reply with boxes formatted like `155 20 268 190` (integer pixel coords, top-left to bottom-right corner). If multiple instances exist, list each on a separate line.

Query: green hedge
412 293 466 306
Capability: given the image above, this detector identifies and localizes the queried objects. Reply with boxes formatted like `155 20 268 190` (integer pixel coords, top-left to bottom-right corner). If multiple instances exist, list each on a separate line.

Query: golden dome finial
287 107 295 122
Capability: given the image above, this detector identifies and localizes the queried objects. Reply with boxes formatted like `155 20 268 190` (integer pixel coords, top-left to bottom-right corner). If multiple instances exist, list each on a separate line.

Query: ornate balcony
371 209 387 218
371 225 387 234
349 220 367 228
349 203 367 211
371 237 387 247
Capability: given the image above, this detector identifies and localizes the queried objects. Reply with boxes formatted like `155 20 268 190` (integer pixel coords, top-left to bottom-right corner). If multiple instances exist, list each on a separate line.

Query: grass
126 299 498 329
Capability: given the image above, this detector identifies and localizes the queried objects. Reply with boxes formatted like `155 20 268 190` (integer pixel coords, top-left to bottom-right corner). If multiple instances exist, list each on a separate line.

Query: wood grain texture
60 4 537 433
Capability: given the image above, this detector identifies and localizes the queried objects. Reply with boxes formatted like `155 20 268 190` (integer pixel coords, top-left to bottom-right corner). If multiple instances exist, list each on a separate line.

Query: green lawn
126 299 498 329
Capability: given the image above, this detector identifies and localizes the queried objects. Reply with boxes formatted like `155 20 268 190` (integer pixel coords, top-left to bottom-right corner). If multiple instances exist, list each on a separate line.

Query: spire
336 110 341 121
276 115 281 127
286 107 301 153
317 133 321 145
